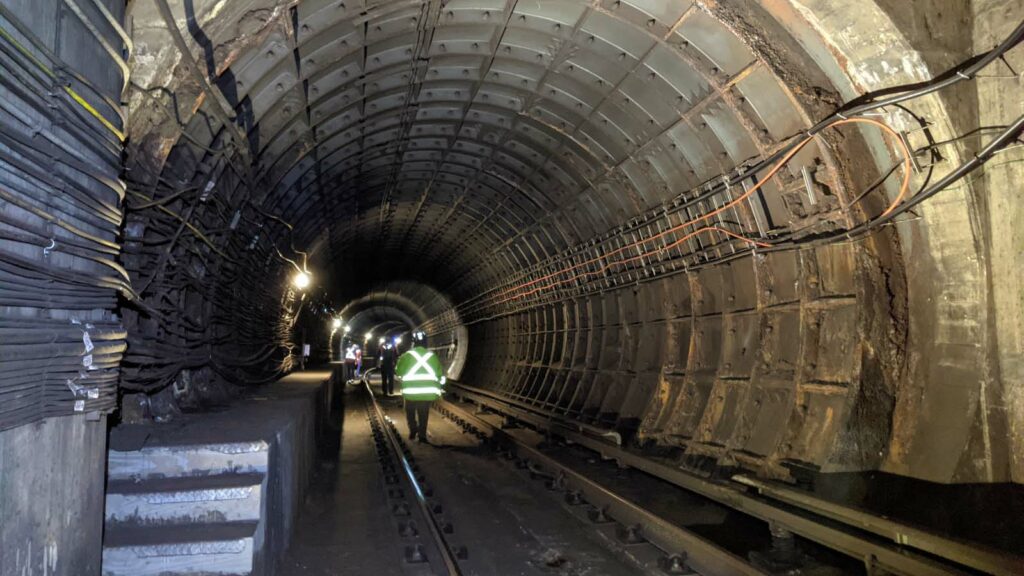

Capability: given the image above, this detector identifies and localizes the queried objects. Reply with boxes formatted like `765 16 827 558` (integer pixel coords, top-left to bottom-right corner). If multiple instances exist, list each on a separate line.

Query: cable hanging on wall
431 21 1024 327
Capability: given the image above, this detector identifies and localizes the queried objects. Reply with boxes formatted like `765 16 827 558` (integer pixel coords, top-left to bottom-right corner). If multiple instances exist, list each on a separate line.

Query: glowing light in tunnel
292 271 311 289
331 318 342 329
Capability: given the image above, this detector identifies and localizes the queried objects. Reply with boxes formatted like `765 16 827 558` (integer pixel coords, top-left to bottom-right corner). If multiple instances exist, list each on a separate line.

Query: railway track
433 398 776 576
363 377 1022 575
366 378 771 576
364 383 467 575
441 383 1024 576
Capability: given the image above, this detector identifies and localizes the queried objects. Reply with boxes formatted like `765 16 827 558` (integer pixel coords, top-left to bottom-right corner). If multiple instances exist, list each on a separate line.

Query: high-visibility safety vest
396 346 446 401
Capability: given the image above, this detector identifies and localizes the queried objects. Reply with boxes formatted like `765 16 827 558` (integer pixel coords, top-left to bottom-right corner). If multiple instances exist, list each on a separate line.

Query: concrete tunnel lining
1 0 1024 573
112 0 1024 485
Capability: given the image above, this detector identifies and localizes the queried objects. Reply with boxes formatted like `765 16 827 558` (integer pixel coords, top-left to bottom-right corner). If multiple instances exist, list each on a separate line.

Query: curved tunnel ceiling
335 281 458 332
5 2 1024 574
128 0 842 305
115 0 1024 485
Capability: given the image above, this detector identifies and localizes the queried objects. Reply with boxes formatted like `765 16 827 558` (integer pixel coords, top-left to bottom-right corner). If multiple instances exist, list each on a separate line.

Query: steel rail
731 475 1024 576
446 384 991 576
436 397 770 576
451 382 623 445
365 383 463 576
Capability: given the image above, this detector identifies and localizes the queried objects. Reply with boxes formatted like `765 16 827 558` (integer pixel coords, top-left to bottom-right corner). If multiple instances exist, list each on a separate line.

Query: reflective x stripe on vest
401 350 438 382
401 385 443 396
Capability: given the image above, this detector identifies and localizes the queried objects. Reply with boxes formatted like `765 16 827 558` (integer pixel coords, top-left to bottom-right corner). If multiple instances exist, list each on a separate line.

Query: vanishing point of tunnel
1 0 1023 575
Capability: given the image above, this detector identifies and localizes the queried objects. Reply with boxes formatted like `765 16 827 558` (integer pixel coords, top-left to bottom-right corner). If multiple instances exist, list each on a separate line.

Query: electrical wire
459 117 910 313
436 21 1024 324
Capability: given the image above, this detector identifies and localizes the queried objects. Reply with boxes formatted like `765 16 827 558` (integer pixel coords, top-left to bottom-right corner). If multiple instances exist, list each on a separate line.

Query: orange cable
493 226 770 306
472 117 911 311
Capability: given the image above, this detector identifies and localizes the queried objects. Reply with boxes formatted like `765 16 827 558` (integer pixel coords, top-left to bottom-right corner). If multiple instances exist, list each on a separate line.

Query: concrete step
107 441 270 481
102 521 259 576
104 444 269 575
106 472 265 526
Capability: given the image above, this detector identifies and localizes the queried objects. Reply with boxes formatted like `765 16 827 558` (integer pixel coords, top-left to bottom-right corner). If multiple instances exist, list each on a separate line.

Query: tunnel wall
973 0 1024 484
117 0 1024 486
0 1 126 574
745 0 1023 484
458 0 1024 485
464 240 896 479
454 0 907 481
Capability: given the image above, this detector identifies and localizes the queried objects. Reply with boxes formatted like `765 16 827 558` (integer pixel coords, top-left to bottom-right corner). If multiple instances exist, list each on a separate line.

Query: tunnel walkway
280 382 640 575
95 370 1024 576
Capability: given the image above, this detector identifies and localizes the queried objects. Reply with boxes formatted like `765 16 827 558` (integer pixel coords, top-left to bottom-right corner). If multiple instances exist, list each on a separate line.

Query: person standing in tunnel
343 343 357 382
396 343 446 444
380 342 398 396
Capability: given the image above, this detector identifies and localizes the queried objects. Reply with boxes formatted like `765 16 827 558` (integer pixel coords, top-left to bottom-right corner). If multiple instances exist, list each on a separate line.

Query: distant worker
379 343 398 397
354 346 363 376
343 344 357 381
396 344 445 444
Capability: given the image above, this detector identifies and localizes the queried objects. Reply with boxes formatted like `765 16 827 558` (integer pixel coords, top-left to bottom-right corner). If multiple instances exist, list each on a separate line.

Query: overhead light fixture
365 332 373 340
292 271 311 289
331 318 342 329
394 336 403 346
343 324 351 333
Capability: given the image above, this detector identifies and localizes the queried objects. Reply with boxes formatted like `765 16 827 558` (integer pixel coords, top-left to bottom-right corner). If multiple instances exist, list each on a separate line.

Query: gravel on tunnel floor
281 383 643 575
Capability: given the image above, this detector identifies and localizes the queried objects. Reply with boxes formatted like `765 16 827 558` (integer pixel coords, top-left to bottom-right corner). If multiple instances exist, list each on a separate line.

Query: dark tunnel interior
1 0 1024 575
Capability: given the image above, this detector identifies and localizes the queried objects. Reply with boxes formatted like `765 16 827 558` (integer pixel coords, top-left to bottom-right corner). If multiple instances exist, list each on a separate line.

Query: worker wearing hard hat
395 342 445 444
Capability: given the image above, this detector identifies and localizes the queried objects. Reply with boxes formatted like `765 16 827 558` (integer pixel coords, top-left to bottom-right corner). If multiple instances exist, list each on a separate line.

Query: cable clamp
67 379 99 400
956 70 971 80
42 238 55 256
82 329 94 354
836 112 849 120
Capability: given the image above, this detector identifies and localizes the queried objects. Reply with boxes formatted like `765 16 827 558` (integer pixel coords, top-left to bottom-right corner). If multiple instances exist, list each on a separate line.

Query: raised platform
102 370 338 576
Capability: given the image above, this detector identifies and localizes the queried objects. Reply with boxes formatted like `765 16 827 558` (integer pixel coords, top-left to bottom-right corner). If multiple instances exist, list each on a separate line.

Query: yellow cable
63 86 125 141
0 24 53 78
0 23 124 142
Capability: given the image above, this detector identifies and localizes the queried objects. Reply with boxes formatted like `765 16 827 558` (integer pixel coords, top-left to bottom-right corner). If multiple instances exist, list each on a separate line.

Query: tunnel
1 0 1023 574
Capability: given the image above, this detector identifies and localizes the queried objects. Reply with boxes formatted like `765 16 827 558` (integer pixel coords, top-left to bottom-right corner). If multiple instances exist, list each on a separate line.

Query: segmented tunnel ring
3 1 1024 573
115 0 1024 491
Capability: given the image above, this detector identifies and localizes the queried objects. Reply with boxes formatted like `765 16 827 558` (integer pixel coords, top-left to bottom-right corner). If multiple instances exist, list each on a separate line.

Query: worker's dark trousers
381 368 395 395
404 399 432 440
